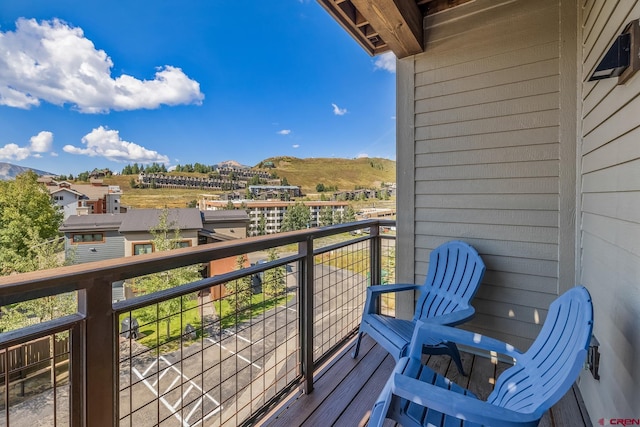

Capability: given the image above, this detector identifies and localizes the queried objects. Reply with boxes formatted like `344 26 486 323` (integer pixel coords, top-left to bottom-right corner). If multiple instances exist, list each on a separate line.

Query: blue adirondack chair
369 286 594 427
352 240 485 375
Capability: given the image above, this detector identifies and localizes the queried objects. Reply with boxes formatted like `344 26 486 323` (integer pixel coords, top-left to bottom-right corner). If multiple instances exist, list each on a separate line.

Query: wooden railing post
70 318 84 426
78 276 116 426
299 236 315 394
369 224 382 313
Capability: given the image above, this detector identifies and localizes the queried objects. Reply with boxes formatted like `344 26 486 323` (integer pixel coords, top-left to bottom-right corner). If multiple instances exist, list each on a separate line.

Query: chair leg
446 342 466 376
352 331 363 358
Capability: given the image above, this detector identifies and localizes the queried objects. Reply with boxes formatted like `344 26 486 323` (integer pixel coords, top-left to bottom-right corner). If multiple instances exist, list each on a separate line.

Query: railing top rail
0 313 84 348
113 252 301 313
0 219 393 305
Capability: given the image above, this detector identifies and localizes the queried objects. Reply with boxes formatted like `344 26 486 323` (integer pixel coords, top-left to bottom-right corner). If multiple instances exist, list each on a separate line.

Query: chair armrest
367 283 421 296
392 372 541 427
408 321 524 361
362 284 421 315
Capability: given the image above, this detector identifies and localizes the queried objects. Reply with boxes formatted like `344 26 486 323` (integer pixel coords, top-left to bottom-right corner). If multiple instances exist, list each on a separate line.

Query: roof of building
50 187 85 197
316 0 471 58
47 183 115 201
201 210 249 223
60 214 124 232
118 208 203 233
198 229 239 242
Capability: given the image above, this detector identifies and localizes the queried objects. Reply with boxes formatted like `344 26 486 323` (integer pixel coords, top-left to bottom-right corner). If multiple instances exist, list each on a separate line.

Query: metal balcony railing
0 219 395 426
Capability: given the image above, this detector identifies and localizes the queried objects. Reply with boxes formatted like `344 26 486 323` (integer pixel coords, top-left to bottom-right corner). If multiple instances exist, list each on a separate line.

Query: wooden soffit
317 0 473 58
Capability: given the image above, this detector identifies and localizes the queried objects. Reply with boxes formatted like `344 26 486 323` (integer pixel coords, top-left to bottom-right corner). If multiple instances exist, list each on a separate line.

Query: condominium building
198 198 349 235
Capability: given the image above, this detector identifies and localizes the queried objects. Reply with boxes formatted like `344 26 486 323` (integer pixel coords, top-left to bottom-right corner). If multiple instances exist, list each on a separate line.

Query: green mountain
258 156 396 194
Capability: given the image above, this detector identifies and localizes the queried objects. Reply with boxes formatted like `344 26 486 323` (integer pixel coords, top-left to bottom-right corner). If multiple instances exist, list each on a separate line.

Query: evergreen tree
280 202 310 232
248 175 262 186
225 255 252 311
319 206 334 226
262 249 286 299
257 214 266 236
343 205 356 223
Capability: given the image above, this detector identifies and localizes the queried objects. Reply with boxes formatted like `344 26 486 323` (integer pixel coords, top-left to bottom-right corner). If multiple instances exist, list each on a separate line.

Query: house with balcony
0 1 638 425
45 179 123 219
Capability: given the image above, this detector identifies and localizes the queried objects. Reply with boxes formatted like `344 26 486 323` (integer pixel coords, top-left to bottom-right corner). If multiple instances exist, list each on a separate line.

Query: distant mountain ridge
0 162 55 180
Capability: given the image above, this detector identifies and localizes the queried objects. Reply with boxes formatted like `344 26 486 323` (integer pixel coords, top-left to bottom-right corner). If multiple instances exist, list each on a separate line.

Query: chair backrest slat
413 241 485 322
488 286 593 415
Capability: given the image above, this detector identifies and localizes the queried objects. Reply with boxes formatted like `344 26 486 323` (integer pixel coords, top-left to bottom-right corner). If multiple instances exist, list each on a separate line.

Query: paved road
119 262 367 426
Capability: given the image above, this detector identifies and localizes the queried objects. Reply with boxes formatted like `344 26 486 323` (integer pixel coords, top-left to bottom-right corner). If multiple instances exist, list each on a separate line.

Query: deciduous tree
134 209 203 339
0 171 63 275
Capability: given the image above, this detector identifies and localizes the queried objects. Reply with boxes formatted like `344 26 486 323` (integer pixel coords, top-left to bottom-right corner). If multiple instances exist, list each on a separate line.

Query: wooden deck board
260 335 591 426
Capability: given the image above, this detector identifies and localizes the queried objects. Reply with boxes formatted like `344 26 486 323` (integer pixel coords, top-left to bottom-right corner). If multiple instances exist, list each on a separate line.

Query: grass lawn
214 293 293 330
121 297 202 349
121 293 293 350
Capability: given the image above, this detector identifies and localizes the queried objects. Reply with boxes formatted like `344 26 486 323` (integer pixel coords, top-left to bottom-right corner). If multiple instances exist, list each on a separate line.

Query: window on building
72 233 104 243
133 243 154 255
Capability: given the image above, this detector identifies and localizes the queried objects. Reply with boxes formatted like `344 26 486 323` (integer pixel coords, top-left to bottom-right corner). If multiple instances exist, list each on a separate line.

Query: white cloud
292 144 300 149
0 130 55 161
0 18 204 113
373 52 396 73
63 126 169 163
0 143 31 161
356 153 369 159
332 103 347 116
29 131 53 152
277 129 291 135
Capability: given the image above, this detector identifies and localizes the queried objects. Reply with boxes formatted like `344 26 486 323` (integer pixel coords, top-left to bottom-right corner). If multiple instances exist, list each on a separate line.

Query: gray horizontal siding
408 0 563 346
578 0 640 419
67 232 124 264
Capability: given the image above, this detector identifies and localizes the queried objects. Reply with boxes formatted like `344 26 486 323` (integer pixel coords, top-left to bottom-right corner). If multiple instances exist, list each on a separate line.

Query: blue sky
0 1 396 175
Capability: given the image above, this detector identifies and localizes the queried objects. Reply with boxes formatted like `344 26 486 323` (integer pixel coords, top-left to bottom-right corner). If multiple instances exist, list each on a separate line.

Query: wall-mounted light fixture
589 19 640 84
587 335 601 380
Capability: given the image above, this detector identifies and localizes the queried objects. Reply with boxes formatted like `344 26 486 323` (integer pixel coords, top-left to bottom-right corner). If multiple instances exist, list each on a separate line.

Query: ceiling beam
350 0 423 58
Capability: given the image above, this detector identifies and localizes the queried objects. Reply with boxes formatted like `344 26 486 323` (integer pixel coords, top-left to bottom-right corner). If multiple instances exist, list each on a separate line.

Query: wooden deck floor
260 335 592 426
